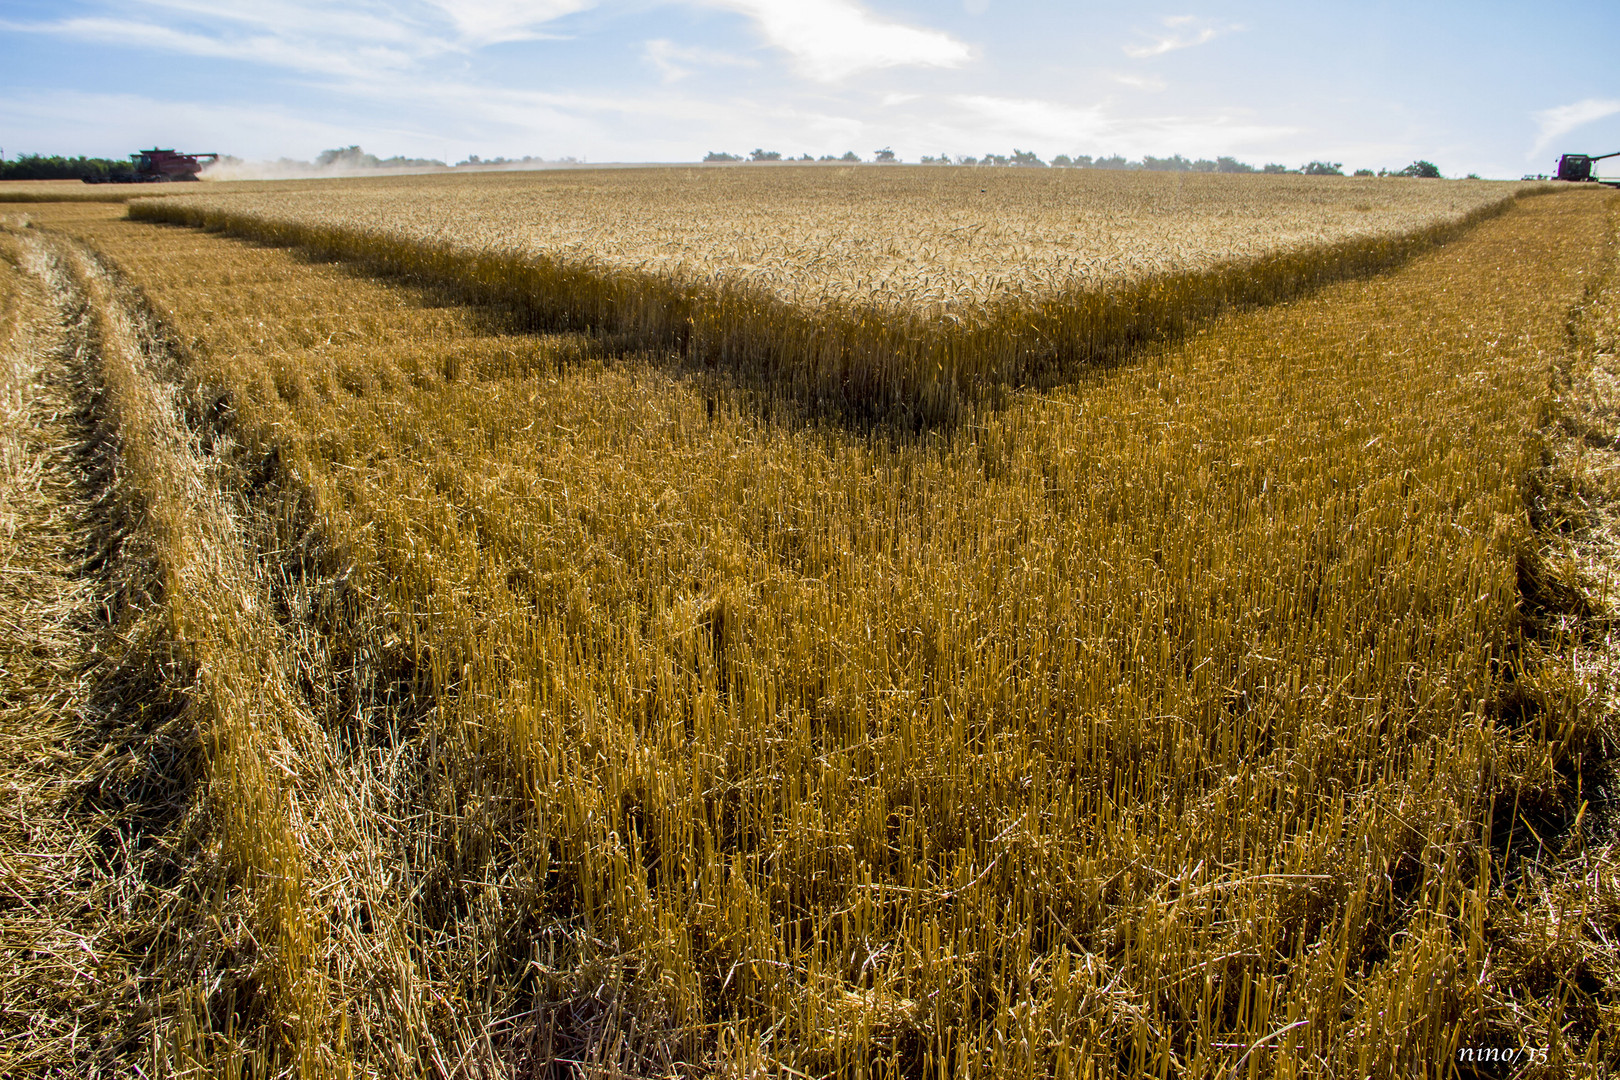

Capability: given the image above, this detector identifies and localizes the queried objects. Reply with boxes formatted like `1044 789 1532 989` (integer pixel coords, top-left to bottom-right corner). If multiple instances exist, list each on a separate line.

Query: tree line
701 148 1449 177
0 154 140 181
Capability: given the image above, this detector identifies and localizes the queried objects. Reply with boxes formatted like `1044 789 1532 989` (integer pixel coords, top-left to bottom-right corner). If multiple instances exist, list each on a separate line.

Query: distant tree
1303 161 1344 176
840 151 861 162
1092 155 1134 170
749 148 783 162
703 151 741 162
818 154 838 161
797 153 814 161
454 154 540 167
1352 168 1375 177
317 145 379 168
1050 154 1073 167
1261 163 1292 174
1397 160 1442 178
1071 155 1095 168
315 146 443 169
1215 157 1254 173
957 156 979 166
1010 148 1047 167
1190 158 1218 172
376 153 445 168
1143 154 1192 172
919 154 952 165
874 146 897 163
1465 172 1481 179
980 152 1010 166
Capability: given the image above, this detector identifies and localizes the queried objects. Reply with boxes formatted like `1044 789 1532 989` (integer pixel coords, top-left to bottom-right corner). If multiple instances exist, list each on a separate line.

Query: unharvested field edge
128 186 1550 425
0 192 157 205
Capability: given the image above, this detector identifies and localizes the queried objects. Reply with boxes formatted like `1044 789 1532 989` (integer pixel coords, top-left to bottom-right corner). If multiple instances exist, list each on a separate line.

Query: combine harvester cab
83 148 220 184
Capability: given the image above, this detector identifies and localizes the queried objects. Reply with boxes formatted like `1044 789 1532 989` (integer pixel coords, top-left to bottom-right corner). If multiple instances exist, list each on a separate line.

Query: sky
2 0 1618 179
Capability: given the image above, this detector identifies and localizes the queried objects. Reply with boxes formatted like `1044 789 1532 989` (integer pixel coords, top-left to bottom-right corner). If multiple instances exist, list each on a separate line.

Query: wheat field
1 177 1617 1078
138 169 1519 311
134 169 1534 423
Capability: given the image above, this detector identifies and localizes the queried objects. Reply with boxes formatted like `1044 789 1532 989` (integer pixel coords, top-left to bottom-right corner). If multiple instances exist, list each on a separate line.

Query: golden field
135 169 1535 422
0 178 1616 1078
141 169 1521 311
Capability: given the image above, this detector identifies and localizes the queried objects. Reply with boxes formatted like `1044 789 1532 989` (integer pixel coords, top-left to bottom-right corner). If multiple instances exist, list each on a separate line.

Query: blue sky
2 0 1618 178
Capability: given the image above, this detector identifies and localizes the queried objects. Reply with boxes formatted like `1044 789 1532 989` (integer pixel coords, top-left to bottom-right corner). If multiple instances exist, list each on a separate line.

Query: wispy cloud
5 15 421 79
5 0 591 84
1530 98 1620 157
1110 72 1167 91
713 0 972 81
1123 15 1235 59
643 38 757 82
3 1 1336 168
15 1 970 86
420 0 593 46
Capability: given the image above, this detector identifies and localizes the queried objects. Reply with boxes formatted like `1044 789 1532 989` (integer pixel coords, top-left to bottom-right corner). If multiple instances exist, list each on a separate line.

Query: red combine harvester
1555 151 1620 187
82 148 219 184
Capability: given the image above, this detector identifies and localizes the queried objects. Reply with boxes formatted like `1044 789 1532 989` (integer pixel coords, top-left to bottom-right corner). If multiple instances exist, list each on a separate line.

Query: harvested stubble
133 168 1537 423
34 187 1619 1076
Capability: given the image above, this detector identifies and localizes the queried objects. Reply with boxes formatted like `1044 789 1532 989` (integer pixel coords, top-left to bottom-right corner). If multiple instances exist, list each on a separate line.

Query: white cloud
948 93 1294 158
952 95 1110 144
713 0 972 81
1123 15 1234 59
643 38 757 82
1530 98 1620 157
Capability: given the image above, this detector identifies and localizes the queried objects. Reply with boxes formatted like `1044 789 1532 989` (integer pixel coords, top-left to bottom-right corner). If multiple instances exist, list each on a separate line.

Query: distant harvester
82 148 220 184
1555 151 1620 186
